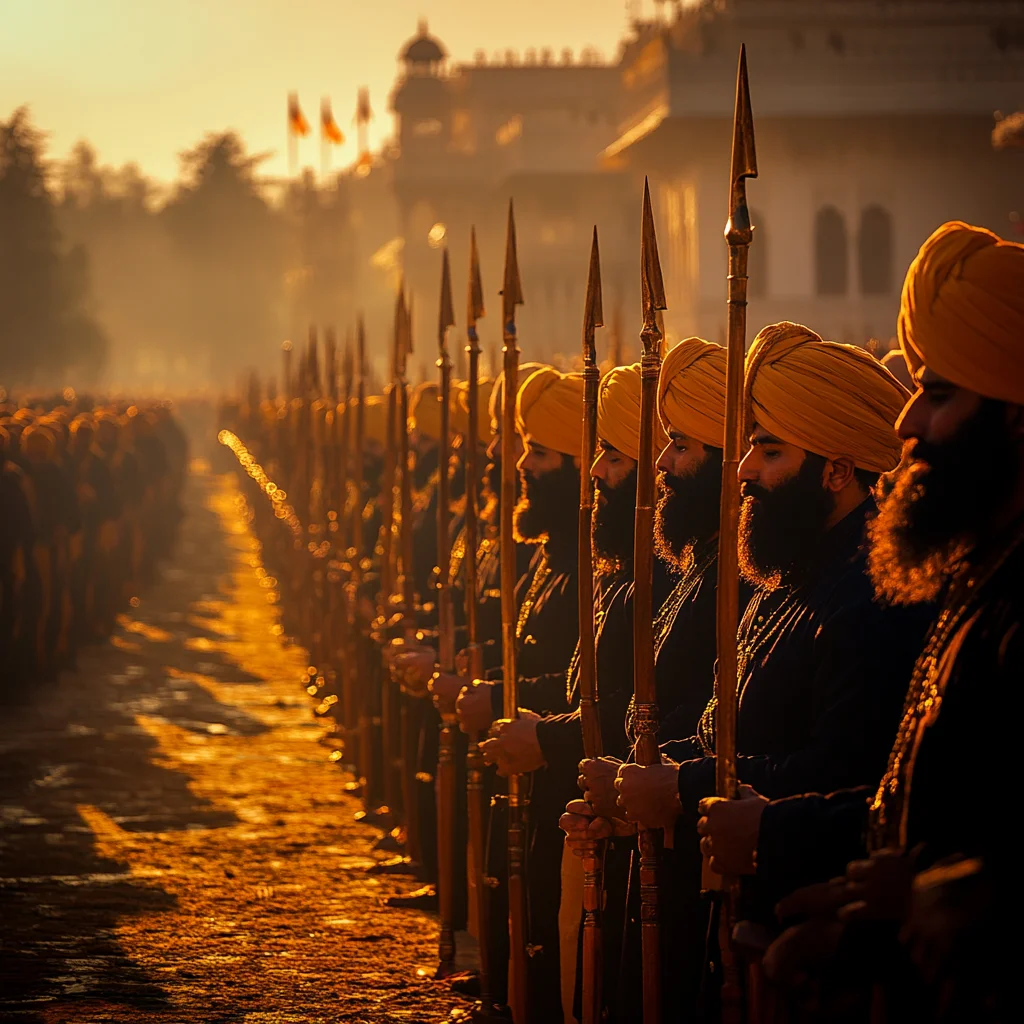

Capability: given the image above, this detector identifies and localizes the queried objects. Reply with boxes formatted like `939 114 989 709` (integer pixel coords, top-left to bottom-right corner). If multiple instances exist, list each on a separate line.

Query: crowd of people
221 215 1020 1024
0 397 188 693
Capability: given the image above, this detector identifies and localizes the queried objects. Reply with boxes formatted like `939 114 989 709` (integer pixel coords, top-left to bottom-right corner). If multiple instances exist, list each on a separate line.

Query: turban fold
898 220 1024 404
746 322 908 473
489 361 547 427
597 363 667 462
409 382 441 439
657 338 727 448
516 367 585 457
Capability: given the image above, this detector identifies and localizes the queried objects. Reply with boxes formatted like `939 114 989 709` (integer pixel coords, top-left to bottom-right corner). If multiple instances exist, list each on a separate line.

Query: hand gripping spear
715 45 757 1023
578 228 605 1024
499 199 529 1024
434 248 459 975
634 178 667 1024
462 226 497 1015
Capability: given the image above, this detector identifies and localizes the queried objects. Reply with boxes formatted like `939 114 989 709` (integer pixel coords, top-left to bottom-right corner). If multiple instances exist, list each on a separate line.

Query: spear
463 225 495 1014
715 45 758 1022
282 340 294 401
500 199 528 1024
633 178 667 1024
578 227 605 1024
337 334 355 739
434 247 459 974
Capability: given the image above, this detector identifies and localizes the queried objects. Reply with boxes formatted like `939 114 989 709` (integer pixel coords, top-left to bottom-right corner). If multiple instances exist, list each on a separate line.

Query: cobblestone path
0 468 465 1024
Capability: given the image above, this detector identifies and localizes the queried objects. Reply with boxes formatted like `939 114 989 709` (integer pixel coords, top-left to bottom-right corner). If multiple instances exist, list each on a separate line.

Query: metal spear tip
583 226 604 358
439 247 455 339
641 178 667 320
357 312 366 364
726 44 758 246
467 226 485 334
501 199 524 327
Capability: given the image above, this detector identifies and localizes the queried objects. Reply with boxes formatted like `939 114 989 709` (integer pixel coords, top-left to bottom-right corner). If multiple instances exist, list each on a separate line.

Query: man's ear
824 454 857 493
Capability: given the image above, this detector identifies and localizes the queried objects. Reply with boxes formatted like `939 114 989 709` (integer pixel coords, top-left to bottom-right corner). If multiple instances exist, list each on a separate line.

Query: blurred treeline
1 106 356 392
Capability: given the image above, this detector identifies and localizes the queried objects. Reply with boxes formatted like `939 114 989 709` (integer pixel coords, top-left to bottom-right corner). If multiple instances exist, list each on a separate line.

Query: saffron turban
880 350 913 391
597 363 667 462
358 395 388 446
657 338 728 448
898 220 1024 404
455 377 494 440
516 367 585 457
409 382 441 439
745 322 909 473
488 361 547 428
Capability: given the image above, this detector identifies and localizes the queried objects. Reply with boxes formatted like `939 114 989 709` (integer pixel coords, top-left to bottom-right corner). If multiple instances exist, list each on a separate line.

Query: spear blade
501 199 524 329
726 44 758 247
640 178 667 350
583 226 603 367
467 226 485 340
439 247 456 339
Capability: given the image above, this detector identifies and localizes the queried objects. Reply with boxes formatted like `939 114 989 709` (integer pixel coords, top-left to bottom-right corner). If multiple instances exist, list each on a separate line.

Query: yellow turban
409 381 441 439
358 395 388 446
746 322 909 473
455 377 494 441
516 367 585 457
597 363 667 462
657 338 727 448
898 220 1024 404
489 361 547 428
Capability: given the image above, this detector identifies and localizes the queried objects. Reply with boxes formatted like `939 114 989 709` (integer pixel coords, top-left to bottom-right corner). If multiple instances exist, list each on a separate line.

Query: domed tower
391 19 451 160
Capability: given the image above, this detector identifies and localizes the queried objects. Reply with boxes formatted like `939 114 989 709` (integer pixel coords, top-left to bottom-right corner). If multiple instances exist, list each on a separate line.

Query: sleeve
536 711 585 787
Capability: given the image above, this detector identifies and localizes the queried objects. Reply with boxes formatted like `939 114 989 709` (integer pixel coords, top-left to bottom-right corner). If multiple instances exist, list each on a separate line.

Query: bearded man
702 222 1024 1022
613 326 933 1011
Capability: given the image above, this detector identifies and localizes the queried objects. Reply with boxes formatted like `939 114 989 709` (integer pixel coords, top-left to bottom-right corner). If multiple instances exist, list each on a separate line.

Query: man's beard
592 468 638 577
654 450 723 574
868 399 1012 605
362 452 384 492
738 454 834 590
484 456 501 498
514 458 580 546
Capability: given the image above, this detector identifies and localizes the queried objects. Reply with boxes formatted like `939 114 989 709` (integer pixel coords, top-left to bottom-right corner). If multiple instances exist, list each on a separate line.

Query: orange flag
288 93 310 137
321 98 344 144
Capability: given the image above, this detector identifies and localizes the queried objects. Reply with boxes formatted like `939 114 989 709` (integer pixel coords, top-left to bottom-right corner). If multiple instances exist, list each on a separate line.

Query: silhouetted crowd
0 397 188 693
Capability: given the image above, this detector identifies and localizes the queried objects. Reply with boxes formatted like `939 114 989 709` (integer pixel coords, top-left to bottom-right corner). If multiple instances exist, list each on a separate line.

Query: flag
288 93 310 137
321 98 344 145
355 86 373 126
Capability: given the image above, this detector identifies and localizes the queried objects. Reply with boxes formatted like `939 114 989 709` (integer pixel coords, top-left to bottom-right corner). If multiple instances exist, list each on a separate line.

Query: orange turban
898 220 1024 404
597 363 667 462
409 382 441 439
746 322 909 473
489 361 547 428
358 395 388 446
516 367 585 457
657 338 727 448
455 377 494 440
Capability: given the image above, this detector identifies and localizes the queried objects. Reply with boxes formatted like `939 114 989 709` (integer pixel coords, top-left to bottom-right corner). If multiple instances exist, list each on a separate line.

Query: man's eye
673 441 687 452
925 389 953 407
763 448 781 460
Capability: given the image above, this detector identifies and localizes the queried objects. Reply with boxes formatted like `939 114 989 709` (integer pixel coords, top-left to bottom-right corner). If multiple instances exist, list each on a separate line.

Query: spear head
583 226 604 368
501 200 524 334
467 226 485 347
640 178 667 357
308 325 320 394
725 44 758 248
342 331 354 402
439 247 455 356
357 313 366 378
325 326 338 402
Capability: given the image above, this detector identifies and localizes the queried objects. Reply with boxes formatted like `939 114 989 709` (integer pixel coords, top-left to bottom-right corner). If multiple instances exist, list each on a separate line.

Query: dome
401 19 447 65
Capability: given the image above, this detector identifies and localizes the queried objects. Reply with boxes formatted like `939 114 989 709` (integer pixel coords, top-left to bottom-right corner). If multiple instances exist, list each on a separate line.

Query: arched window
858 205 894 295
815 206 848 296
748 210 767 298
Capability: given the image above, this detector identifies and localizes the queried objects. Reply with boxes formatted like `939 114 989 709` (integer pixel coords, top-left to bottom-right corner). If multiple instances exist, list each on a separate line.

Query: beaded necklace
868 523 1024 851
516 552 552 642
654 542 718 661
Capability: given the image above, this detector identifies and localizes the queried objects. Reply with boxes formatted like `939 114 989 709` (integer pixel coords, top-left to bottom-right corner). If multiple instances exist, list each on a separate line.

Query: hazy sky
1 0 642 184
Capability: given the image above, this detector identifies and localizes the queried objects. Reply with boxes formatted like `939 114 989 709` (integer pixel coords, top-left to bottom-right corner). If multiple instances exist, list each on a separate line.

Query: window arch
858 205 894 295
748 210 767 299
815 206 848 296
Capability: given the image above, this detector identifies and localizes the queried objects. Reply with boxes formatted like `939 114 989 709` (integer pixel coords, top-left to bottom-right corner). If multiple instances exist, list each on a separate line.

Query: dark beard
592 468 638 577
738 453 833 590
654 449 723 574
484 456 501 499
868 400 1011 605
514 458 580 547
362 452 384 493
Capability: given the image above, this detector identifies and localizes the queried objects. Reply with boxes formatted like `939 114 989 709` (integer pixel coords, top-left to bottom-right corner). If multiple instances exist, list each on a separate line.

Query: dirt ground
0 467 470 1024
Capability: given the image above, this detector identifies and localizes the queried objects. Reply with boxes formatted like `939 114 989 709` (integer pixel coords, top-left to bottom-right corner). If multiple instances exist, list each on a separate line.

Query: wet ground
0 468 466 1024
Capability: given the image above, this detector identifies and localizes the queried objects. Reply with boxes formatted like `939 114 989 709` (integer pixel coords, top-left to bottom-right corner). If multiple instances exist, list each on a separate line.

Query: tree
0 108 108 385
